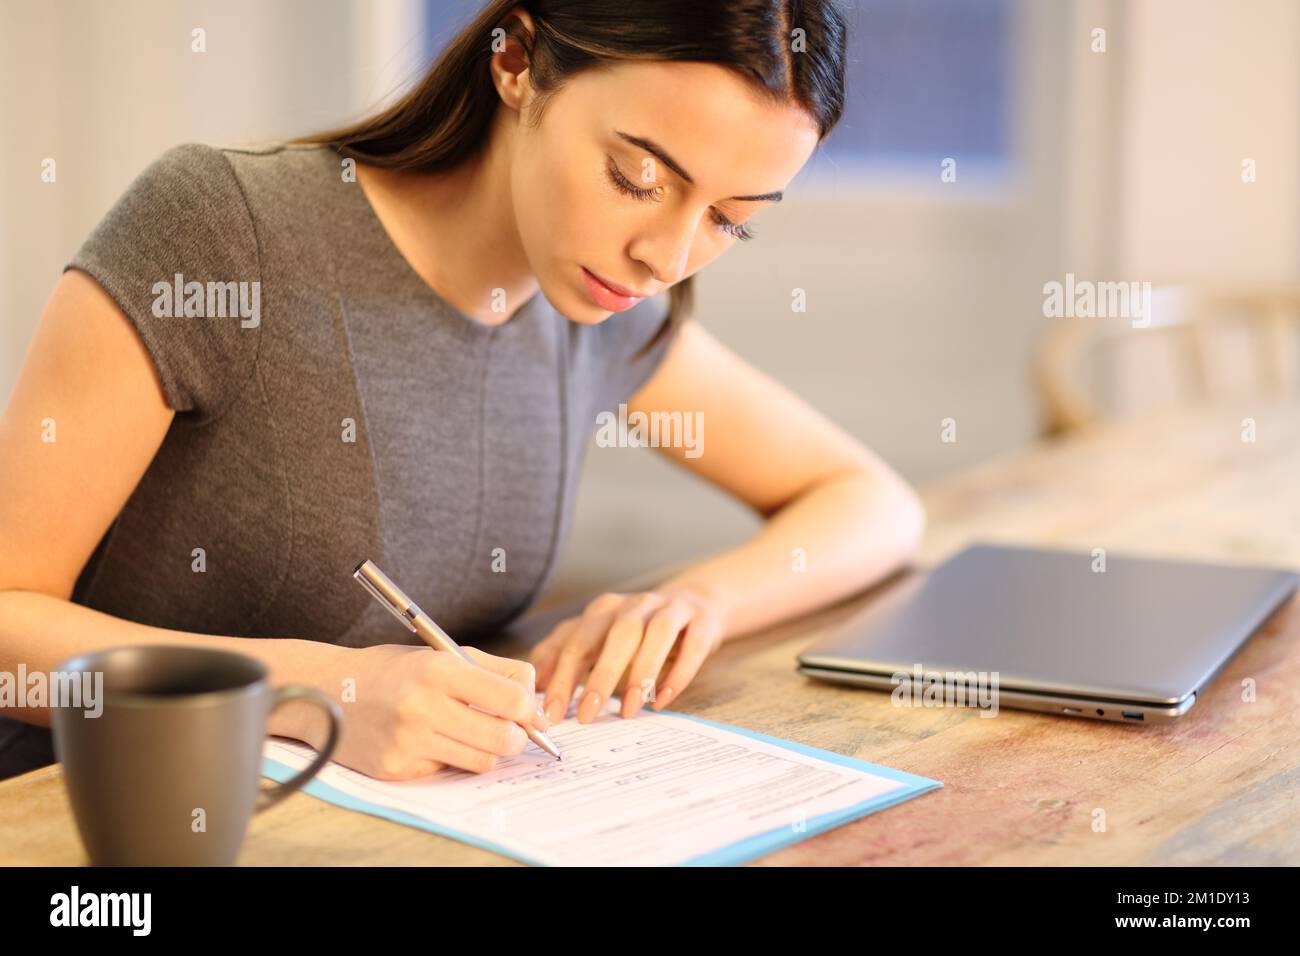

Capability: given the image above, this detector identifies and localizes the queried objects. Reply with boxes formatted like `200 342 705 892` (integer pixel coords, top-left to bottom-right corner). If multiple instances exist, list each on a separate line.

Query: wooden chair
1034 284 1300 436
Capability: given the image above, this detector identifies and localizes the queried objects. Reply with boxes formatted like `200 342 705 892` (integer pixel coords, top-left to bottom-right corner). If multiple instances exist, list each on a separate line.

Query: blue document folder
262 707 942 866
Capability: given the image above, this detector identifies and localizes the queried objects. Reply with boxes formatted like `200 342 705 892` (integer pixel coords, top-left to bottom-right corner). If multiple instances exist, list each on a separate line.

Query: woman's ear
489 8 538 113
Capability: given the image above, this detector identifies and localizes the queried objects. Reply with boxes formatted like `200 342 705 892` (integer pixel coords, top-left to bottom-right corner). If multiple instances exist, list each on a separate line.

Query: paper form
261 693 941 866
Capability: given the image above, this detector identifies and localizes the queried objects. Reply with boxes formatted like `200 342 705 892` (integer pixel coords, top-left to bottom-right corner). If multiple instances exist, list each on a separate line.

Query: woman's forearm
655 470 926 641
0 588 349 739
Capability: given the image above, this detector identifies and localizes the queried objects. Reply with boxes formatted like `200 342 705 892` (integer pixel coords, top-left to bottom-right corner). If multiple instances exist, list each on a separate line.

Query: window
823 0 1012 170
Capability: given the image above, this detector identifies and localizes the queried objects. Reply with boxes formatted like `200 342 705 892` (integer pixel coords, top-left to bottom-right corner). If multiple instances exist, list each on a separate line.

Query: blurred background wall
2 0 1297 601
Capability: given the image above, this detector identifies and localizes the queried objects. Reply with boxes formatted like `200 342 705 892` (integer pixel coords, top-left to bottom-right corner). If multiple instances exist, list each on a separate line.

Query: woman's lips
581 267 645 312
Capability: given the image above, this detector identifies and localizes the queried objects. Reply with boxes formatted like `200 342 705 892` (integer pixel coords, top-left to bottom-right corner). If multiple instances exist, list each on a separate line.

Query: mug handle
256 685 343 813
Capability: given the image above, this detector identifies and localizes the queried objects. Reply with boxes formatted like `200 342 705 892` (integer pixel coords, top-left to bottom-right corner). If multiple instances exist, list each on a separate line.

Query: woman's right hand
296 643 552 780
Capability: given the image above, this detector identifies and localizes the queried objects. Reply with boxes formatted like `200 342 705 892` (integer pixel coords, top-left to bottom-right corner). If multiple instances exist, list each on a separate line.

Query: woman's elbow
885 480 927 564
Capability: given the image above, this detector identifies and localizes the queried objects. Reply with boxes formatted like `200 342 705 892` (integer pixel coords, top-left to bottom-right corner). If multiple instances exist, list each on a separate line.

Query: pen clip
353 564 419 633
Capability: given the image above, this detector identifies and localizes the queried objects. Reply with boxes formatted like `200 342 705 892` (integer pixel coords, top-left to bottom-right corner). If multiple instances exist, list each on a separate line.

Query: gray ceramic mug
51 644 342 866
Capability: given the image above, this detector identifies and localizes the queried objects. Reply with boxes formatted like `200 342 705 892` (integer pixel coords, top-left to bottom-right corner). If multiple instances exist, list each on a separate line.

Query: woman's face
507 59 821 323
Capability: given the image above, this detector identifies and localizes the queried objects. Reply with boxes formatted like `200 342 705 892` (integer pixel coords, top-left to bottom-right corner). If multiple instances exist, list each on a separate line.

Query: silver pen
352 559 562 761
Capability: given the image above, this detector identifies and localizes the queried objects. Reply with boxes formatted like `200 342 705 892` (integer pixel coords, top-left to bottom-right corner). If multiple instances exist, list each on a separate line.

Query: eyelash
604 158 755 241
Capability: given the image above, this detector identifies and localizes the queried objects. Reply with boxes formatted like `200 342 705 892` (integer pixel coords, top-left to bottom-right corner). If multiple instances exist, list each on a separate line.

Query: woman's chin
544 281 614 324
561 308 614 325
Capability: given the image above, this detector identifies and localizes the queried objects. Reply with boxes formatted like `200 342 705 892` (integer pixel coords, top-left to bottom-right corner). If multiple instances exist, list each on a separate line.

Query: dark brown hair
295 0 849 359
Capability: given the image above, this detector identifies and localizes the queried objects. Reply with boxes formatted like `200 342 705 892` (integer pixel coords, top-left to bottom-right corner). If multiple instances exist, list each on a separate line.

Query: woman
0 0 924 782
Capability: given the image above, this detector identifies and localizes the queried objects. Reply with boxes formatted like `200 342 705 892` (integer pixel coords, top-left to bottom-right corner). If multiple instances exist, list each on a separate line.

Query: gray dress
1 143 675 779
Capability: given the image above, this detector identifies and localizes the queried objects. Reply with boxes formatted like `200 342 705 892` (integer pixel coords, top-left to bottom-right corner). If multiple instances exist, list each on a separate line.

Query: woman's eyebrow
614 130 784 203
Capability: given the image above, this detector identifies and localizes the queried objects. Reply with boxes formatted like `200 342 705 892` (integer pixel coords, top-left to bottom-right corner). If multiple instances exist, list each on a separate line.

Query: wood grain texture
2 400 1296 865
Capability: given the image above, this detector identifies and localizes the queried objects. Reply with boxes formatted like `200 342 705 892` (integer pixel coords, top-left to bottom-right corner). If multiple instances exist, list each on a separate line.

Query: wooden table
3 401 1297 865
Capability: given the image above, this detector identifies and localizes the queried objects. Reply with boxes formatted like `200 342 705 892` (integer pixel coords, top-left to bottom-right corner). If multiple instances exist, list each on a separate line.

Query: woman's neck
355 116 539 325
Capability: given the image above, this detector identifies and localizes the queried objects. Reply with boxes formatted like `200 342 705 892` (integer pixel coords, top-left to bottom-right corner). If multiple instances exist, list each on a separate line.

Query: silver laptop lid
798 544 1299 705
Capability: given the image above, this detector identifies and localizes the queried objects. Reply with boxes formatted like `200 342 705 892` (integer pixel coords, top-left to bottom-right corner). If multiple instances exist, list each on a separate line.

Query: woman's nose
629 207 702 287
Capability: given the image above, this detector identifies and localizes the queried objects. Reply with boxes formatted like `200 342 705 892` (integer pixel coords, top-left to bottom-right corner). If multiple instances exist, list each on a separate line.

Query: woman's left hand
530 588 729 723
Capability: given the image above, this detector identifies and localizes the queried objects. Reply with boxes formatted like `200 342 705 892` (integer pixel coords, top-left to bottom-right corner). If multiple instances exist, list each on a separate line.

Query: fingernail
581 689 602 721
655 686 675 709
623 685 641 717
534 704 551 729
543 699 559 722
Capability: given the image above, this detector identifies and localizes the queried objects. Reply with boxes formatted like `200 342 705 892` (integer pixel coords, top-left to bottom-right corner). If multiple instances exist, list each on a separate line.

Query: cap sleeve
63 143 262 424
